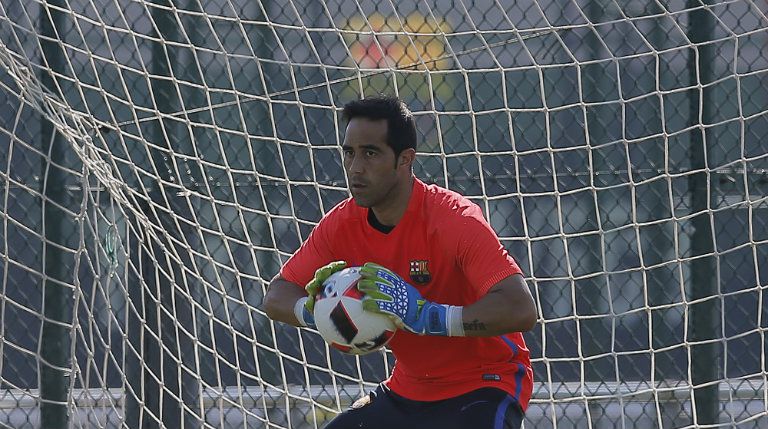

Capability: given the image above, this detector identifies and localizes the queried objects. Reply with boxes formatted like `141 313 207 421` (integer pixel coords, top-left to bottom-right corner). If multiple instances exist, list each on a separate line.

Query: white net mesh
1 0 767 427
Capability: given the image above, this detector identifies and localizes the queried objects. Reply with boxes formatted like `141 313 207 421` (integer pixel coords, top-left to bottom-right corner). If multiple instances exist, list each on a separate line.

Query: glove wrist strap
294 297 313 327
447 305 465 337
421 303 464 336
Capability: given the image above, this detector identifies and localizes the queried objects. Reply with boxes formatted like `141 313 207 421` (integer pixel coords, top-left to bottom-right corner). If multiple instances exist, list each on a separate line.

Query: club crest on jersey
409 260 431 284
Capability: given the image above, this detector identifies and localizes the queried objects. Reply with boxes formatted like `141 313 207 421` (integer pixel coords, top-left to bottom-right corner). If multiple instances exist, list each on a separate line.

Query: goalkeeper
264 96 536 429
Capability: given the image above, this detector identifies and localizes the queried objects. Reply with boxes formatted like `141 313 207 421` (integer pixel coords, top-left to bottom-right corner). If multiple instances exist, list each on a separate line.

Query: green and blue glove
357 263 464 336
294 260 347 328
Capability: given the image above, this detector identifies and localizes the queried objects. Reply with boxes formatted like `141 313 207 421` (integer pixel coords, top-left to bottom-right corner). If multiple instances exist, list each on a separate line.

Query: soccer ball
314 267 396 355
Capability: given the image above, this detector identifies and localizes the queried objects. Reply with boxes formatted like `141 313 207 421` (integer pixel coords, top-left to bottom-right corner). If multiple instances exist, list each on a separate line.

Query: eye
364 150 377 158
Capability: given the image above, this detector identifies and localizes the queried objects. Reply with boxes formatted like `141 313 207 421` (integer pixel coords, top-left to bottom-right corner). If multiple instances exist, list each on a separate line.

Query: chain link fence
1 0 768 427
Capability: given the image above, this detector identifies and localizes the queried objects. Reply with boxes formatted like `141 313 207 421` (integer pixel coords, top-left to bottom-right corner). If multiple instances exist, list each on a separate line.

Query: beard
350 177 399 209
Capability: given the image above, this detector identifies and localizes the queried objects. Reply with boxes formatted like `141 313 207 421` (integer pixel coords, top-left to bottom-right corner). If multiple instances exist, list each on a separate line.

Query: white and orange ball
314 267 396 355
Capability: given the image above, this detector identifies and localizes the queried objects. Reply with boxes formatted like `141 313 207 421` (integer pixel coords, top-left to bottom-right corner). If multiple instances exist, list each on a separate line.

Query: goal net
1 0 767 427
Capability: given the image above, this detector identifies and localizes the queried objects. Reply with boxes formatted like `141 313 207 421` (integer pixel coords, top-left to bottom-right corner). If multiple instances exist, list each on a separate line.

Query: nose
347 154 364 175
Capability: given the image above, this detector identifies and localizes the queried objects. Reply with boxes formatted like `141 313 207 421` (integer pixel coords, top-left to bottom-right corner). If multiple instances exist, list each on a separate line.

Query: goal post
1 0 767 428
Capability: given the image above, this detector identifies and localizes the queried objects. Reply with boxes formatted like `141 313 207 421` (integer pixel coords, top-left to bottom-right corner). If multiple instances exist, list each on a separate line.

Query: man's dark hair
342 96 417 159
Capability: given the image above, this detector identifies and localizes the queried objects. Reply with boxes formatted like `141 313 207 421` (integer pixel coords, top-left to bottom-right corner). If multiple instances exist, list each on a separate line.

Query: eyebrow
341 144 382 152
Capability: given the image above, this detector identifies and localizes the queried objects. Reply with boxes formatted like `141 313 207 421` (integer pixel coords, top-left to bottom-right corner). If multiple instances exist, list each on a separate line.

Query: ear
397 148 416 170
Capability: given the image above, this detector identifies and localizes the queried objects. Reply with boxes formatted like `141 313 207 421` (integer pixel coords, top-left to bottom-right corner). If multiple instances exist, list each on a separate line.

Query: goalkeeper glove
294 260 347 328
357 263 464 336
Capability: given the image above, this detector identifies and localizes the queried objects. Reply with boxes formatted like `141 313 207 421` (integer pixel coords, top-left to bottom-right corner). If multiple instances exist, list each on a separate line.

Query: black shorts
324 384 524 429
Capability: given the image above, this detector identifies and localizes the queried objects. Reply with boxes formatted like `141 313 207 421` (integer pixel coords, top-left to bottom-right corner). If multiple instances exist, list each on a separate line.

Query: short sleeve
280 216 336 287
455 210 523 295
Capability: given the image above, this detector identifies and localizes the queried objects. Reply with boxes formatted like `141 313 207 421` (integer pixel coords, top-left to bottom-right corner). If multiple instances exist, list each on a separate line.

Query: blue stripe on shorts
493 394 515 429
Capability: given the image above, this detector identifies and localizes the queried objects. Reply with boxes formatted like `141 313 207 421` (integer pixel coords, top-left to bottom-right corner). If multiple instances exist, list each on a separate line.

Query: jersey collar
360 176 425 233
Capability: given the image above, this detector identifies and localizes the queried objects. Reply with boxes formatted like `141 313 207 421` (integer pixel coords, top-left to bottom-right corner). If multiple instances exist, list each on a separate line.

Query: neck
370 176 414 226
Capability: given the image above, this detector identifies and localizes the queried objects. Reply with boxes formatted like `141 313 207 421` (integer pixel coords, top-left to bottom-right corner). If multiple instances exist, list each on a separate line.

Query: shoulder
324 196 359 218
420 182 485 225
316 196 364 229
417 183 499 259
416 182 492 248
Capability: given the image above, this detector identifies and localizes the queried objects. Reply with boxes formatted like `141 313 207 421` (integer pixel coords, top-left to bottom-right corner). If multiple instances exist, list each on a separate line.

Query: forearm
453 274 537 337
357 265 536 337
263 276 306 326
460 294 535 337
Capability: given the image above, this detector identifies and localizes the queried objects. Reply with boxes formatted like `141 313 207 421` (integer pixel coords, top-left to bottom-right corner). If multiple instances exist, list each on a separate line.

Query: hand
304 260 347 313
357 262 451 336
295 261 347 328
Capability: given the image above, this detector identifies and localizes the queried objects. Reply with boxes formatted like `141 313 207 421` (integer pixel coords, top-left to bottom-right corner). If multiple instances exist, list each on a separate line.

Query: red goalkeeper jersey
280 178 533 410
